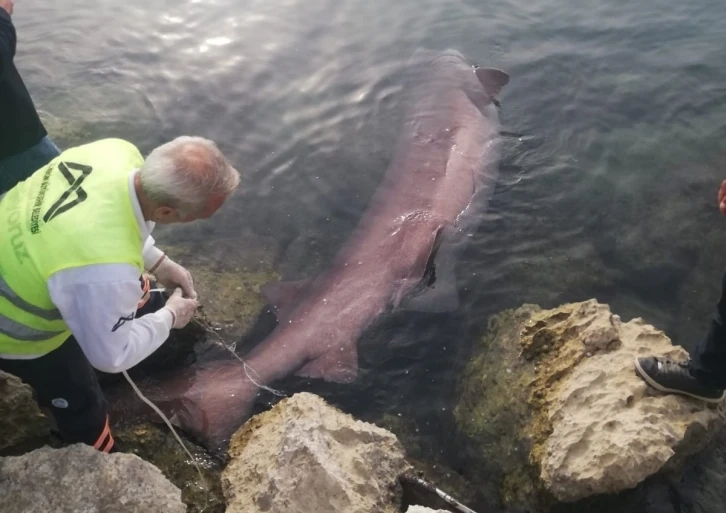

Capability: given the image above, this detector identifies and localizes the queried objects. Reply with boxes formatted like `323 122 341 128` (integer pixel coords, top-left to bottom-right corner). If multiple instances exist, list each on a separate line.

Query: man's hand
719 180 726 216
0 0 14 16
164 288 198 329
153 257 197 299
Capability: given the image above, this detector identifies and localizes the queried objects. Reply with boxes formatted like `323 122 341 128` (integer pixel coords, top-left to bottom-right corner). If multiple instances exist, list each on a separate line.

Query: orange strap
92 416 111 450
137 274 151 309
101 434 115 453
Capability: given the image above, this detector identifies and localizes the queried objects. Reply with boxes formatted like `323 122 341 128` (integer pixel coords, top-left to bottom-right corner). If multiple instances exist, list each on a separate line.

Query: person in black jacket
635 179 726 404
0 0 60 194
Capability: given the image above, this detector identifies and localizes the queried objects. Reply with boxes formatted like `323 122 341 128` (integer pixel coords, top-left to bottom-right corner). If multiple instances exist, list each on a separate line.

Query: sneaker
634 356 726 403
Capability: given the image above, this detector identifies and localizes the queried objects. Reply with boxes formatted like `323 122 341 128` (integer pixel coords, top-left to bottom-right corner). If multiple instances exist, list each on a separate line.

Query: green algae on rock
162 240 280 341
0 371 51 456
454 304 542 509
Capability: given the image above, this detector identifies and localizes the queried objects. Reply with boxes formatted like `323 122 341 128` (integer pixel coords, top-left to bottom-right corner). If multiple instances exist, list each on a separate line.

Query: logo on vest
8 198 29 264
31 161 93 234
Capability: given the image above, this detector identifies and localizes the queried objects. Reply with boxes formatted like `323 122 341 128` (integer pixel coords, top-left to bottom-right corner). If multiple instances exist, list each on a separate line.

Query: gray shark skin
112 49 509 450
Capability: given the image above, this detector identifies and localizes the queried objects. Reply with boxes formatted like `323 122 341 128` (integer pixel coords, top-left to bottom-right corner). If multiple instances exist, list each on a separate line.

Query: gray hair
139 136 240 215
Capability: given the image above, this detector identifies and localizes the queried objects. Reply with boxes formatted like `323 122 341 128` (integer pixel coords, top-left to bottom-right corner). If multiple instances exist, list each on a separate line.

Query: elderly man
635 180 726 403
0 0 61 193
0 136 240 452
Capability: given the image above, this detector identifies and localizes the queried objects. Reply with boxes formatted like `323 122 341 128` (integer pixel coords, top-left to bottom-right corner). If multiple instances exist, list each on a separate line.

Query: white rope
122 370 210 510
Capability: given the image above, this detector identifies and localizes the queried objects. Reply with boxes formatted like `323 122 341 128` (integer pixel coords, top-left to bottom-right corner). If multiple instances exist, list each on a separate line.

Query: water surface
14 0 726 508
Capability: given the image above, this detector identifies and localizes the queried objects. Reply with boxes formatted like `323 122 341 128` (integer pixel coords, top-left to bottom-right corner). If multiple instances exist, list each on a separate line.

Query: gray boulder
0 444 185 513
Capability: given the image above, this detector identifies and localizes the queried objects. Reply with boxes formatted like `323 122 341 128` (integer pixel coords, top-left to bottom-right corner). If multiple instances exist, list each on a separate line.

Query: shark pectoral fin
260 279 312 313
475 67 510 99
296 344 359 384
399 257 460 313
396 223 460 314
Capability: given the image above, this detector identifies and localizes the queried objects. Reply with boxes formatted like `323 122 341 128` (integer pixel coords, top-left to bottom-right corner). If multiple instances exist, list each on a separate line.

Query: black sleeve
0 9 16 76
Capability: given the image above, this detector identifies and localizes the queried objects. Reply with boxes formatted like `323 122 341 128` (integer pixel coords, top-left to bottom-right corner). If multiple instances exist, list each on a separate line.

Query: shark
111 48 510 450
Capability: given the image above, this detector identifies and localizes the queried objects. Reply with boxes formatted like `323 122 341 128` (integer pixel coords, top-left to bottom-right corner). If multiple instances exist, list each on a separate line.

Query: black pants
0 286 166 452
690 270 726 388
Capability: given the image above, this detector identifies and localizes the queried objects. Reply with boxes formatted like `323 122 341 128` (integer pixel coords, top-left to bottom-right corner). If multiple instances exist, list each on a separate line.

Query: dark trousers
690 270 726 388
0 334 113 450
0 287 166 452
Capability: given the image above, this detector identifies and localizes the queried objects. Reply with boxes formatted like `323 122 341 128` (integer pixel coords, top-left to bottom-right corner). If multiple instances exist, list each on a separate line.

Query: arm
0 2 16 77
48 263 176 373
142 234 165 271
142 234 197 299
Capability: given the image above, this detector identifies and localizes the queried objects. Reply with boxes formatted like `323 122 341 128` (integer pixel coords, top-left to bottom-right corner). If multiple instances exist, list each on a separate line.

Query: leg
633 269 726 402
689 269 726 388
0 136 61 194
0 336 115 452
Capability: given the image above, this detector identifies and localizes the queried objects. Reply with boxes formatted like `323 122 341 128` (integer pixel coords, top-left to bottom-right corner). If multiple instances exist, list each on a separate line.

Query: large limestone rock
222 392 412 513
0 444 185 512
0 371 49 454
456 300 725 510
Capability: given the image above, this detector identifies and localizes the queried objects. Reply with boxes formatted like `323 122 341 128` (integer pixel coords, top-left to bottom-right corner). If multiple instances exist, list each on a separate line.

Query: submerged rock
115 422 225 513
456 300 725 510
0 371 50 455
163 235 282 341
222 392 412 513
377 413 479 510
0 444 185 513
406 507 449 513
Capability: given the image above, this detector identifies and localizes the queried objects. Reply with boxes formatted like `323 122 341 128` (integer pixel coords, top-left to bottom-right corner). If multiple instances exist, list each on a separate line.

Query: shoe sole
633 357 726 404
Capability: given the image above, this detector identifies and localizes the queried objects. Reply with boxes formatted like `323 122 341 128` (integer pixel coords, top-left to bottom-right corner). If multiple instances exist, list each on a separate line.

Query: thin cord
196 319 286 398
122 370 210 510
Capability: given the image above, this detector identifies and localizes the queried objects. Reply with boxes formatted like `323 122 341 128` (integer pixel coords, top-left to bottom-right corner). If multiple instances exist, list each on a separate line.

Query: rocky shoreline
2 300 725 513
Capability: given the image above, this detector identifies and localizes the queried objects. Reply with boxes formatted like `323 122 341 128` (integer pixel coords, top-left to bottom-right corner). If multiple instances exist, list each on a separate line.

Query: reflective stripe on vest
0 275 61 321
0 138 145 356
0 315 64 341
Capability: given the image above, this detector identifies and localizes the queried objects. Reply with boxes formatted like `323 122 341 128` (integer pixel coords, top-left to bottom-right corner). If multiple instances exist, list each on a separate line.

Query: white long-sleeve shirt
0 170 175 372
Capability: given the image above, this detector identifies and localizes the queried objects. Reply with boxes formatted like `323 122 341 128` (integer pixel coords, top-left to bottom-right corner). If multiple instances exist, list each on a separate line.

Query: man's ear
153 206 179 224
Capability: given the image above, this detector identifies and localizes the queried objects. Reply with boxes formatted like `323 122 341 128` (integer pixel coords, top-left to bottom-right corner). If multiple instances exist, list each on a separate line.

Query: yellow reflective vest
0 139 145 355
